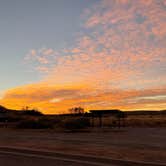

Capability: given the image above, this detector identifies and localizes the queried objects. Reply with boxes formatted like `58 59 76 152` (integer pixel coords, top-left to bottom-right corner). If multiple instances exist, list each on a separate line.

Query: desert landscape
0 106 166 165
0 0 166 165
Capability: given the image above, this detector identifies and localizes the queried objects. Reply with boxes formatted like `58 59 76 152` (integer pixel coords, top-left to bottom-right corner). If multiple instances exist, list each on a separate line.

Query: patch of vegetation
61 117 90 130
22 109 43 116
16 118 54 129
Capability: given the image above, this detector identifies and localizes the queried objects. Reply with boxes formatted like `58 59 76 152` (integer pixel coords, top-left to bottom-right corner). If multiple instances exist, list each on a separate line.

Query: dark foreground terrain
0 127 166 165
1 146 165 166
0 153 89 166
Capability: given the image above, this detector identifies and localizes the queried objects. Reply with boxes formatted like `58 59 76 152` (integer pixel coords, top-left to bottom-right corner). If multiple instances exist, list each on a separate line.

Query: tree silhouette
69 107 84 114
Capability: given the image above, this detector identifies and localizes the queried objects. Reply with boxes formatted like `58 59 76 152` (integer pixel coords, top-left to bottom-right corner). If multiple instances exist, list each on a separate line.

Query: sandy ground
0 127 165 164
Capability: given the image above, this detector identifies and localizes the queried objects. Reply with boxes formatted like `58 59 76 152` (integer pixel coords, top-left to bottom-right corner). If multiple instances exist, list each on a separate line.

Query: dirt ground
0 127 165 164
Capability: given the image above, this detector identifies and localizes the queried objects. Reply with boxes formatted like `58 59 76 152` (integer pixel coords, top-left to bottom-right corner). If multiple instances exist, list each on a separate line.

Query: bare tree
69 107 84 114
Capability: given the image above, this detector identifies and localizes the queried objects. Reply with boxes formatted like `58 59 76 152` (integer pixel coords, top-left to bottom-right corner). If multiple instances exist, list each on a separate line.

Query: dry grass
89 114 166 127
125 115 166 127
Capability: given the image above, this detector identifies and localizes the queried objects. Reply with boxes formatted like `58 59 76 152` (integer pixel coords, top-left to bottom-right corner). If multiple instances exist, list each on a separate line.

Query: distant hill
0 105 7 112
0 105 43 122
0 105 43 116
0 105 20 114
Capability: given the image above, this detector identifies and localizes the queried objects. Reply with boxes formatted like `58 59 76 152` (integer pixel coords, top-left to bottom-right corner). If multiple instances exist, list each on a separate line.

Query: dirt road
0 147 165 166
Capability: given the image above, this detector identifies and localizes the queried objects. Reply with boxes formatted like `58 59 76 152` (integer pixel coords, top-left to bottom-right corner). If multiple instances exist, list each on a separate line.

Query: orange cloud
0 83 166 114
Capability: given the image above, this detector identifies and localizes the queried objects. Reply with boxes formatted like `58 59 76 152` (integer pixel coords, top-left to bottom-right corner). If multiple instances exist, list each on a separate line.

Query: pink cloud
25 0 166 90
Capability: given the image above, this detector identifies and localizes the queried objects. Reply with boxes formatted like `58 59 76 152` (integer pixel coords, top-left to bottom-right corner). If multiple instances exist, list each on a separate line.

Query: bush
16 119 54 129
61 117 90 130
22 109 43 116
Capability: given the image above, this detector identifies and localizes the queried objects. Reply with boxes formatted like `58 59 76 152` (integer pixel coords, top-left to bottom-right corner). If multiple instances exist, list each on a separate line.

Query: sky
0 0 166 114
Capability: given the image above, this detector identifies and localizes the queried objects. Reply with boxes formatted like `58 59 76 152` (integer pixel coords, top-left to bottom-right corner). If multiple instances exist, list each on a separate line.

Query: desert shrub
16 119 54 129
42 116 62 124
22 109 43 116
37 118 55 128
125 116 166 127
61 117 90 130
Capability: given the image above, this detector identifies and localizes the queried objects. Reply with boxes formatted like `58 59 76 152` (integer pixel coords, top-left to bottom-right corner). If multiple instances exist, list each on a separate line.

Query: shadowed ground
0 127 166 164
0 147 165 166
0 153 102 166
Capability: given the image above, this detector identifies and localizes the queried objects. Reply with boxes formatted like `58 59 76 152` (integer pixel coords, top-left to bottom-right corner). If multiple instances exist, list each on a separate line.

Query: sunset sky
0 0 166 114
